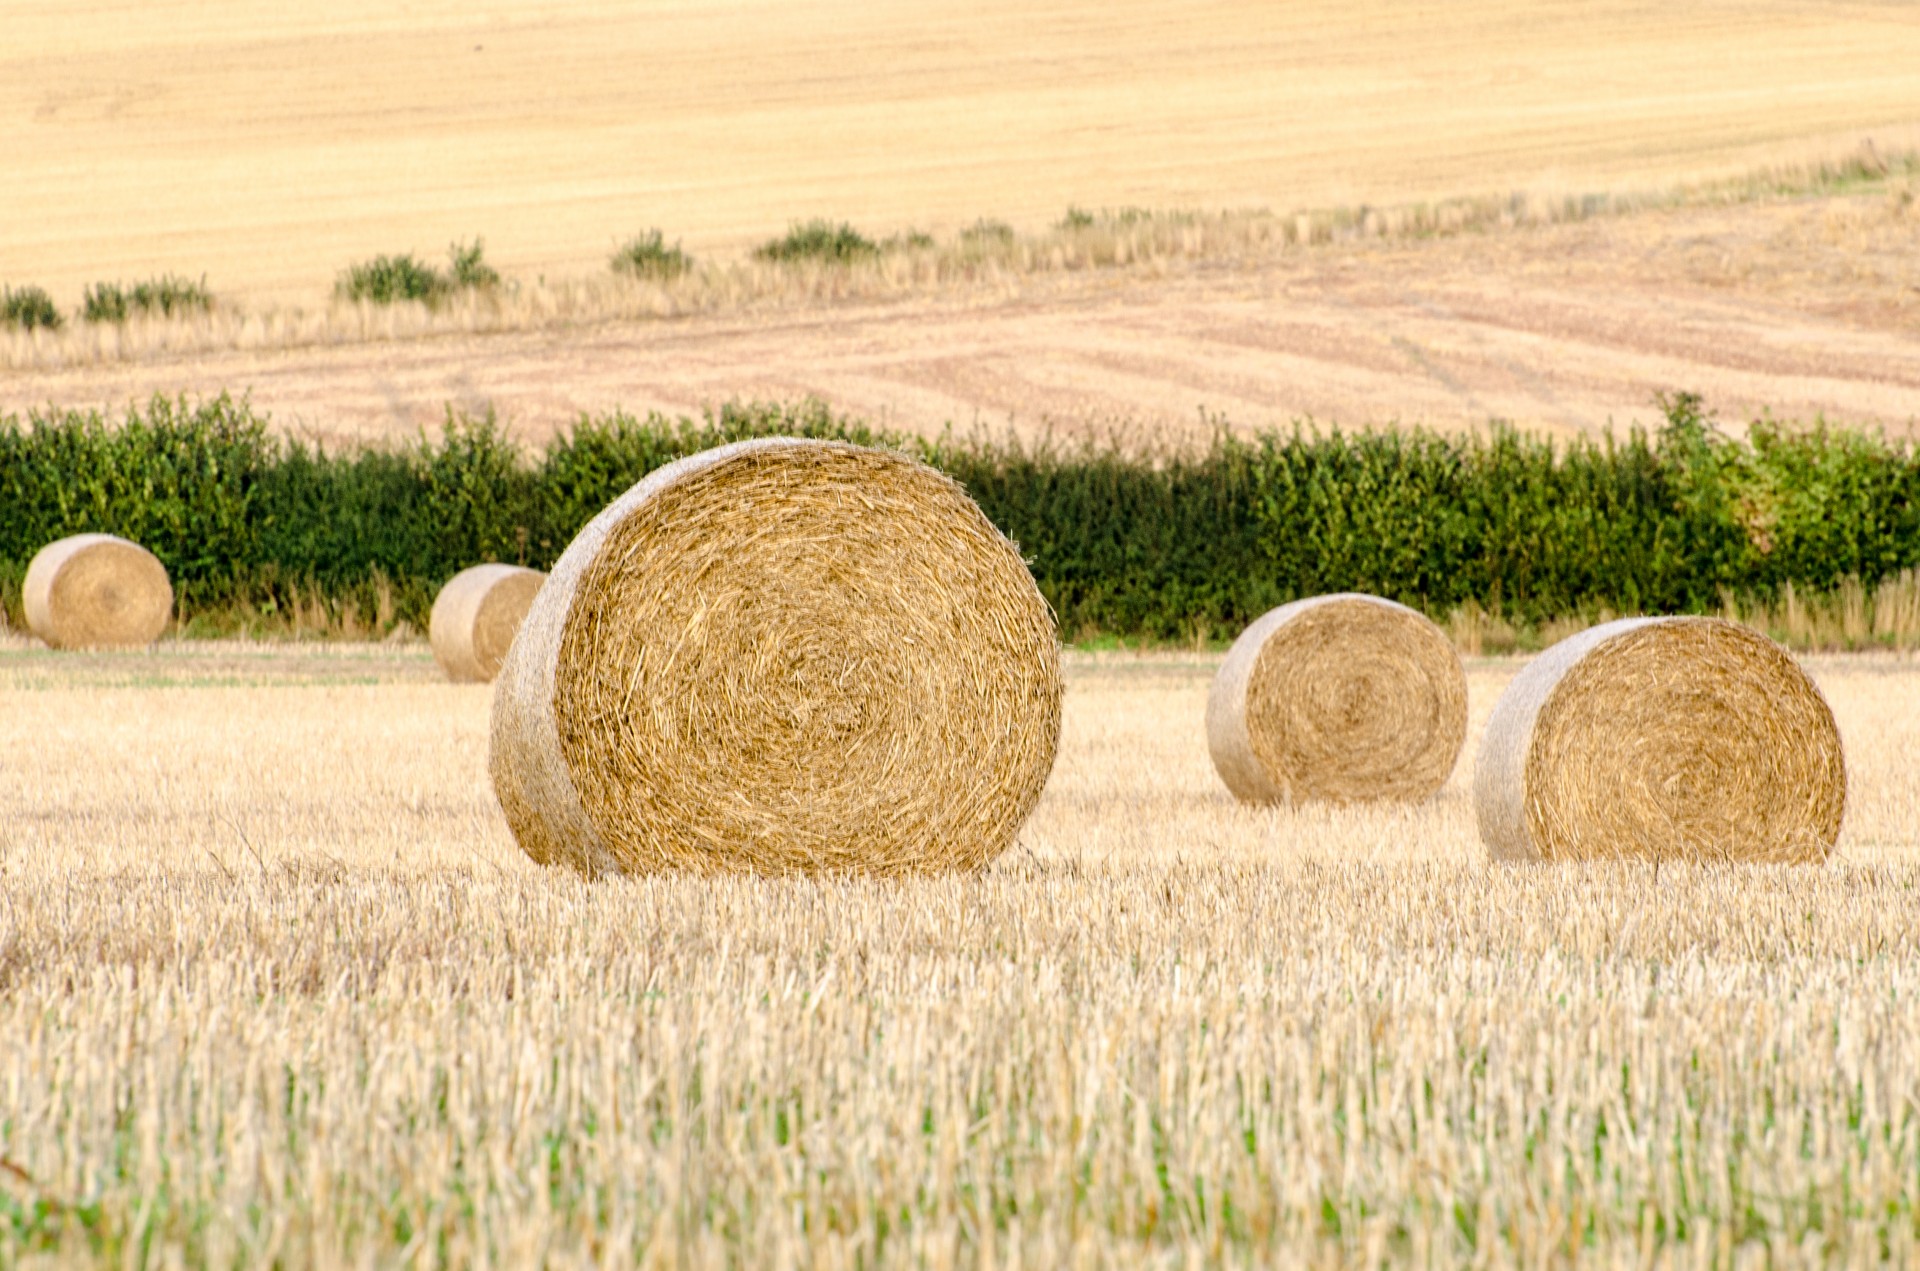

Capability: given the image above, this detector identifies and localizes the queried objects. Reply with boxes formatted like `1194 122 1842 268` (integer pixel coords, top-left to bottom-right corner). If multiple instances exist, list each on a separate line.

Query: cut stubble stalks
23 533 173 649
489 438 1063 876
1475 616 1847 862
1206 594 1468 804
429 564 546 683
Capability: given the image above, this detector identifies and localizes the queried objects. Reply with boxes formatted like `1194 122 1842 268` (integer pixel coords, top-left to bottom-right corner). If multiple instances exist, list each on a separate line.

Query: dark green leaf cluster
4 395 1920 641
1 285 63 331
80 275 214 324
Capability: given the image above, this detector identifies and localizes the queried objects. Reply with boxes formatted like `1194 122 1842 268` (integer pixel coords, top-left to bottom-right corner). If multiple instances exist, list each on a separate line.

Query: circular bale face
23 534 173 649
429 564 546 683
1475 617 1846 862
1206 594 1467 804
490 439 1062 876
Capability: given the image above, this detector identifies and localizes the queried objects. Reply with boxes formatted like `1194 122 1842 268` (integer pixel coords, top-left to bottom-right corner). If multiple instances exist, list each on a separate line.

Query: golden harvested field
3 641 1920 1264
7 0 1920 304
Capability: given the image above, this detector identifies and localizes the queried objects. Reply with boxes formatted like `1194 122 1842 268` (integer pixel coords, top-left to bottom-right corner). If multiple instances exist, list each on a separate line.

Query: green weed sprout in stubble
1 284 63 331
336 238 498 307
610 229 693 280
80 275 213 324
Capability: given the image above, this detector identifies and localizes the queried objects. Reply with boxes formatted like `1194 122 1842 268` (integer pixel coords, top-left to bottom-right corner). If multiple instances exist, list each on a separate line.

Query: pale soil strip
7 194 1917 443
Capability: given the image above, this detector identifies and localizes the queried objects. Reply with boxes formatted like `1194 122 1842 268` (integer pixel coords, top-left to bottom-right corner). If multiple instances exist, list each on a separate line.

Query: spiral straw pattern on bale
23 533 173 649
1474 616 1846 863
429 564 546 683
489 438 1063 876
1206 593 1467 804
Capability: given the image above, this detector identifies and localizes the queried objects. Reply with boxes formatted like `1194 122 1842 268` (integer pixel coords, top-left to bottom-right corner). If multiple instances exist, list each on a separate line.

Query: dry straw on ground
22 533 172 649
1206 594 1467 804
490 438 1062 876
428 564 546 683
1475 616 1847 862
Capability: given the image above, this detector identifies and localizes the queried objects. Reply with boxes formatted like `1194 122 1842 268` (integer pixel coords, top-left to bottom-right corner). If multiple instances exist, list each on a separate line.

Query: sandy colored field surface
3 643 1920 1262
10 188 1920 445
5 1 1920 308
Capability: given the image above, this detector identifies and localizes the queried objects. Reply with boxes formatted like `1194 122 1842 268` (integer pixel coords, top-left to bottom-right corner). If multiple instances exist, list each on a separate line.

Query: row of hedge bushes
1 393 1916 641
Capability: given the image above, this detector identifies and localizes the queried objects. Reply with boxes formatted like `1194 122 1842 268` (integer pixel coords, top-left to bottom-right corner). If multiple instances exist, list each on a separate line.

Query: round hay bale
1474 616 1846 863
429 564 546 683
489 438 1062 876
1206 593 1467 804
23 533 172 649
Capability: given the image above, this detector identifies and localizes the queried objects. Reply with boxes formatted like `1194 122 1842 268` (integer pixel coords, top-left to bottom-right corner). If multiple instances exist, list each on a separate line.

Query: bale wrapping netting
490 438 1062 876
1206 593 1467 804
430 564 546 682
23 533 173 649
1474 616 1846 862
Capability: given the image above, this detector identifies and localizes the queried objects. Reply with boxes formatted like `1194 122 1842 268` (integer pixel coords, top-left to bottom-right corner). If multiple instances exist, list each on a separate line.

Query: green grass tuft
754 220 880 264
336 239 498 306
1 285 63 332
81 275 213 324
611 229 693 280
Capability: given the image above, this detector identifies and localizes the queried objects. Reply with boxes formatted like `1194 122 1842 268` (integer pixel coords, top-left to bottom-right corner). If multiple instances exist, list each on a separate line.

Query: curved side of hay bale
23 533 173 649
490 438 1062 877
1205 593 1467 805
429 564 546 683
1473 616 1846 862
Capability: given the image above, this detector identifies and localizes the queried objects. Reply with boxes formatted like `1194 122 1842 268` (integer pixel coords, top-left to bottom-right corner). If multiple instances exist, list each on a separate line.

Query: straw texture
1474 616 1846 862
490 438 1062 876
22 533 172 649
429 564 546 683
1206 593 1467 804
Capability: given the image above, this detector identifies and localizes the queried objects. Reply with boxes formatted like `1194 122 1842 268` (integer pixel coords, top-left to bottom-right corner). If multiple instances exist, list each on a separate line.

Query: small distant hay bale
489 438 1062 876
23 533 173 649
1474 616 1846 863
429 564 546 683
1206 593 1467 804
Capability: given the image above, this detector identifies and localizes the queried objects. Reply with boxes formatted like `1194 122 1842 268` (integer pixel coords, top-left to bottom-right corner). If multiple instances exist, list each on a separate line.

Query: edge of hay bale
1473 615 1846 862
23 533 173 649
489 439 814 875
1205 592 1466 804
430 563 546 683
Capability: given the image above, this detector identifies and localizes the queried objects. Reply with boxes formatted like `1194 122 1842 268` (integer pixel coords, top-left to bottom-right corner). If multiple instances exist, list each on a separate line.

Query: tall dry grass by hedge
3 393 1920 646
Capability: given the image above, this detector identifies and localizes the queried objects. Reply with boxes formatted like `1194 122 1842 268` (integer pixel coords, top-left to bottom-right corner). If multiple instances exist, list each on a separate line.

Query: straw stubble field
3 643 1920 1265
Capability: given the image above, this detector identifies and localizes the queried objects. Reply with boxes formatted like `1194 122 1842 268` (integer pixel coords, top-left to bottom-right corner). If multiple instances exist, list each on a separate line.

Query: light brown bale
1474 616 1845 862
23 533 172 649
1207 594 1467 804
489 439 1062 876
429 564 546 683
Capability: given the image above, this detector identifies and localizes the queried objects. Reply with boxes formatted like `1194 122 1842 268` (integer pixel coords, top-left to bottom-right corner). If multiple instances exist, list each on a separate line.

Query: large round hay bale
429 564 546 683
490 438 1062 876
23 533 173 649
1206 593 1467 804
1474 616 1846 862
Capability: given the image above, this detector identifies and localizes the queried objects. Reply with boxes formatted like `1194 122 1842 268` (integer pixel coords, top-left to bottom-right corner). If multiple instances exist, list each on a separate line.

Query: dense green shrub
754 220 879 264
4 394 1919 641
610 229 693 280
1 285 62 331
81 275 213 323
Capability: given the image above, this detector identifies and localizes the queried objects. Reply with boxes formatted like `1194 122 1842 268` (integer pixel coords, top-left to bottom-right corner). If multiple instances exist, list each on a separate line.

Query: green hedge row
2 393 1917 641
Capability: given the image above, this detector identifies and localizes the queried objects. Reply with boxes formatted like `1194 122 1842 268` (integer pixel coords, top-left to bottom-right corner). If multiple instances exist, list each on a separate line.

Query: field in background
5 0 1920 306
2 645 1919 1263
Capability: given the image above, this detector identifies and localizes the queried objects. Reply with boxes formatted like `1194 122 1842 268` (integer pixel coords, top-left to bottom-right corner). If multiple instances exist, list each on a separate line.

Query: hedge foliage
2 393 1917 640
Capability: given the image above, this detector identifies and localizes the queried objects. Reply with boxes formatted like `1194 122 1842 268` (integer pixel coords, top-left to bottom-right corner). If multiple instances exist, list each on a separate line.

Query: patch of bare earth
5 192 1918 447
